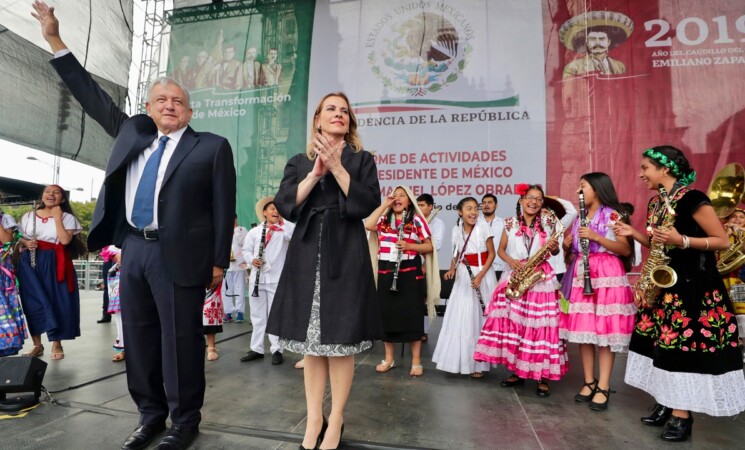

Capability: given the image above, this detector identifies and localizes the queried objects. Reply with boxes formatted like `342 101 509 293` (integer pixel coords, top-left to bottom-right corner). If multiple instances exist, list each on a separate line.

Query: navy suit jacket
51 53 236 286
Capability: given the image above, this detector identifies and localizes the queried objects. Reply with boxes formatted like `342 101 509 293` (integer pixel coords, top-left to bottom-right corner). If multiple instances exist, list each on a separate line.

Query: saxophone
505 210 565 299
633 184 678 308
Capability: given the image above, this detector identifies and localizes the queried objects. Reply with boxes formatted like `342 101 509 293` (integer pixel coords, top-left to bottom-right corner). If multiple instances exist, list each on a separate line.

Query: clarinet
251 222 267 297
578 190 593 295
390 210 409 292
30 201 37 268
461 256 485 312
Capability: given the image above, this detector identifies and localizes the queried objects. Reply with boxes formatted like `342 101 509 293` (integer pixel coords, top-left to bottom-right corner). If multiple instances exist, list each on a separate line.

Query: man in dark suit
32 3 236 449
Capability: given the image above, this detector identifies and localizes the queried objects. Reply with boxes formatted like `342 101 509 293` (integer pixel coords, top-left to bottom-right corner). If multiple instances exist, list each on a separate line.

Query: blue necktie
132 135 169 229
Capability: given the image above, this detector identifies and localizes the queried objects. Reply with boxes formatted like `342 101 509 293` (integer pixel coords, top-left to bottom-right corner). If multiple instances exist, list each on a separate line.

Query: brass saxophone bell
651 264 677 288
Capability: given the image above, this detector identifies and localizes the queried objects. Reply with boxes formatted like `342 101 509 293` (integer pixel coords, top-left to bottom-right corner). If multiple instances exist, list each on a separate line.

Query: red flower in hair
515 184 530 196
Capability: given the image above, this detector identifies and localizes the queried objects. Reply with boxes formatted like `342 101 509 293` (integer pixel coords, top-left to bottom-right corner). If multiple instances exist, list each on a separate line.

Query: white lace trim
624 351 745 416
571 275 630 289
487 309 559 328
559 330 630 352
567 302 637 316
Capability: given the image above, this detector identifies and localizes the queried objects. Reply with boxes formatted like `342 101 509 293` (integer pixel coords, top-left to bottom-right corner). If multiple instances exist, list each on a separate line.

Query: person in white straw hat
240 196 294 365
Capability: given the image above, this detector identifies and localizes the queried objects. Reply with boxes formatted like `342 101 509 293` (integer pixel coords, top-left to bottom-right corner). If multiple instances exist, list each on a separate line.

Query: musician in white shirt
478 194 506 281
240 197 295 365
222 217 249 323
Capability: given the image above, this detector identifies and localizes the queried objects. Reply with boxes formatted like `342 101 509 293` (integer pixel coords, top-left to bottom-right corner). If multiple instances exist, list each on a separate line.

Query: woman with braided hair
474 184 568 397
614 145 745 442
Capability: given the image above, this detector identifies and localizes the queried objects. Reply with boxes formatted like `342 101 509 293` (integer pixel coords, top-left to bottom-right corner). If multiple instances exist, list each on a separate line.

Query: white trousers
249 281 281 354
113 311 125 350
222 270 246 314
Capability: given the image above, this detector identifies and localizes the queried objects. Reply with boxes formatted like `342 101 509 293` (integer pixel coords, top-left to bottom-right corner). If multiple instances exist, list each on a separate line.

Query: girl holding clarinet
559 172 635 411
432 197 496 378
365 185 438 377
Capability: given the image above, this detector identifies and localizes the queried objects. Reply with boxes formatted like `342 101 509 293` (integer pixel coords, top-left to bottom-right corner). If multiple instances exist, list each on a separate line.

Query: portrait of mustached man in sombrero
560 10 634 79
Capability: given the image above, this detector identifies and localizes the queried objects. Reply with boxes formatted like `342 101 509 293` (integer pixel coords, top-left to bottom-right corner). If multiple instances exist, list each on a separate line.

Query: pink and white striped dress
473 213 568 381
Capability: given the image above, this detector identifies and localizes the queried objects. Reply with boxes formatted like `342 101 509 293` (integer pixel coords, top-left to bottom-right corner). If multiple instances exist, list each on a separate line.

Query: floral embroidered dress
559 207 636 352
625 188 745 416
474 213 569 381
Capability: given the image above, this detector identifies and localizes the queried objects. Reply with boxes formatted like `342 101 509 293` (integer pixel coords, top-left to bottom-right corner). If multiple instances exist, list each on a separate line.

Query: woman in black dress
614 146 745 442
267 93 380 450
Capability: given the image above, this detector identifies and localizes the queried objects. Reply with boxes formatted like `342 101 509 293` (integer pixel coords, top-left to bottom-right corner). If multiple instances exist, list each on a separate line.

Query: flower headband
642 148 696 186
515 183 530 196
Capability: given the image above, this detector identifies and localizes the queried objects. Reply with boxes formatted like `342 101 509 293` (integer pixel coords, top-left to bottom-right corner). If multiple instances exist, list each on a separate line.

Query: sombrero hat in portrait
544 195 568 220
559 10 634 53
255 196 275 223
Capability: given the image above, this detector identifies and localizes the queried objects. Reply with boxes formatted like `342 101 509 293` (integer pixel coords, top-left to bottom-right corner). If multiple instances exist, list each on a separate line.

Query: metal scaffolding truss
135 0 170 113
167 0 297 25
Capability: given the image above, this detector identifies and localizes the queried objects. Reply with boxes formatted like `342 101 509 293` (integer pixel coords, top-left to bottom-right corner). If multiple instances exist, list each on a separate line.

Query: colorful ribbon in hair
642 148 697 186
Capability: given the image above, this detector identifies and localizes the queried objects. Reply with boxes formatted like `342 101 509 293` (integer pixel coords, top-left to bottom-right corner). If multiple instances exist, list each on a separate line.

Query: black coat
267 147 381 344
51 53 236 286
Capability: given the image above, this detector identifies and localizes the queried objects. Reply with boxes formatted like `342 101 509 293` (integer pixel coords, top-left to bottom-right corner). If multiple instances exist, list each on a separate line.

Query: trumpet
427 205 442 224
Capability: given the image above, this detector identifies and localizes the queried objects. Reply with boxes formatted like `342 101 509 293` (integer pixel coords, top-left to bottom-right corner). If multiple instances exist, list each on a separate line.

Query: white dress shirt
478 214 506 271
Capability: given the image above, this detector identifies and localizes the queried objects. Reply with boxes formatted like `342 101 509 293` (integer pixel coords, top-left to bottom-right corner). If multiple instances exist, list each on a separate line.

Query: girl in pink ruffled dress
559 172 635 411
474 184 567 397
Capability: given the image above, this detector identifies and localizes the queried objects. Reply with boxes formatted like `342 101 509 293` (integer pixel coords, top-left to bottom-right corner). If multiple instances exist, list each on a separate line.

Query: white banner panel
309 0 547 264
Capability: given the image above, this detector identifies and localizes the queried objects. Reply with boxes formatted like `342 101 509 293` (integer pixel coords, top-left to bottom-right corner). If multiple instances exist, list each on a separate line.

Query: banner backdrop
164 0 745 267
545 0 745 231
168 0 314 225
309 0 548 262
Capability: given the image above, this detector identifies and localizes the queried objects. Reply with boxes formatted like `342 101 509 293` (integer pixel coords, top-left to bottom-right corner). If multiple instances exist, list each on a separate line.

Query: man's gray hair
147 76 191 106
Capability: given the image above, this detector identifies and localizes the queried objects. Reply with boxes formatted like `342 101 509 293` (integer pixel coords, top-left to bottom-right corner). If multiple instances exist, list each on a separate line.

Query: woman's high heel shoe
661 413 693 442
299 416 327 450
320 423 344 450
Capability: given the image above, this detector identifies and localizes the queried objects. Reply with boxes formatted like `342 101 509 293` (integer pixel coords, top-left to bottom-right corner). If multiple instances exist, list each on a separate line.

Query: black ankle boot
641 403 672 426
661 413 693 442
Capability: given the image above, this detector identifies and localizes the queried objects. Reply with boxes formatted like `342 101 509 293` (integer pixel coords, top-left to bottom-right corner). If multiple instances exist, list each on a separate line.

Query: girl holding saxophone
559 173 635 411
474 184 567 397
614 146 745 442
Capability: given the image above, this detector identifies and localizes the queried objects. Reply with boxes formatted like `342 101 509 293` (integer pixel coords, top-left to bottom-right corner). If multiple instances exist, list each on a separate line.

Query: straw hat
255 196 275 223
559 10 634 53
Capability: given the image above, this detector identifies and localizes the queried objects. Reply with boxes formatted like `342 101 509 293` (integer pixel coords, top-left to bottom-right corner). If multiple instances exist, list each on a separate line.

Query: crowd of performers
1 126 744 447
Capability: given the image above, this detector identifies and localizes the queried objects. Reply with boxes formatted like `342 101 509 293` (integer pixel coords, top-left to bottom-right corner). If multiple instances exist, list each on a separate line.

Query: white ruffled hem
624 351 745 416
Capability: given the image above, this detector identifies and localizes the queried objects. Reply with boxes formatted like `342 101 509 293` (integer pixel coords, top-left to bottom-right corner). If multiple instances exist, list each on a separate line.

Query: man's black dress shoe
641 403 672 426
121 423 166 450
272 351 284 365
661 414 693 442
155 425 199 450
97 315 112 323
240 350 264 362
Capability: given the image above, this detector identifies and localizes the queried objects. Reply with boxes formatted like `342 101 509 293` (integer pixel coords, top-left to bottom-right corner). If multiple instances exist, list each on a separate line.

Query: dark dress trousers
51 53 236 427
267 147 381 344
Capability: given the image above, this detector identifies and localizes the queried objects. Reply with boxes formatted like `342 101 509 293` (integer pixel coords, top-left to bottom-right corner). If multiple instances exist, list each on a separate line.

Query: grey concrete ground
2 290 745 449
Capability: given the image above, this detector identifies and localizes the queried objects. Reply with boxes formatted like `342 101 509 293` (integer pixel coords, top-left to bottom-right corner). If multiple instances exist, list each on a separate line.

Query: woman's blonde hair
306 92 362 159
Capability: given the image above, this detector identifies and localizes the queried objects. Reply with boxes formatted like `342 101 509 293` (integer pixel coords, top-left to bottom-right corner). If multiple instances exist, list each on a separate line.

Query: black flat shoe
155 425 199 450
536 381 551 398
272 351 284 365
574 379 598 403
641 403 672 426
97 315 112 323
299 416 328 450
500 375 525 387
121 423 166 450
661 413 693 442
589 387 611 411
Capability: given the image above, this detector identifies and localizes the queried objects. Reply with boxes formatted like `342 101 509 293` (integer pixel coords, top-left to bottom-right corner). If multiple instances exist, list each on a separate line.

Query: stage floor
3 290 745 449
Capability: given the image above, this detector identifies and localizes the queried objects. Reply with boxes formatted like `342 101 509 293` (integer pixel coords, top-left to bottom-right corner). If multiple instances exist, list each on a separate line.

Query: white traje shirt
242 221 295 285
